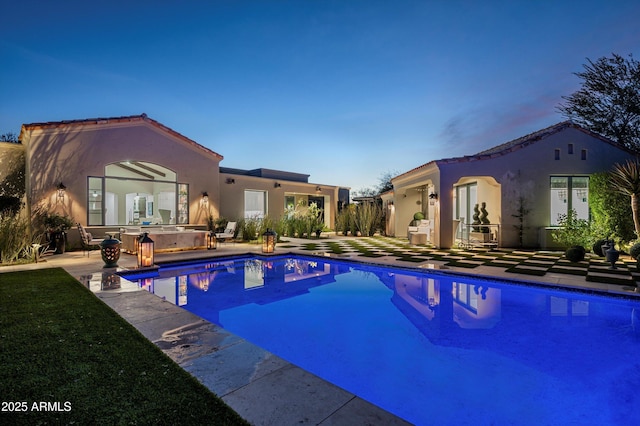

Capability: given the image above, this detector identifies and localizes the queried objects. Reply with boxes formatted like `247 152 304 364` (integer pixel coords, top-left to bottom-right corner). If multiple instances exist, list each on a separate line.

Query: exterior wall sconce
262 228 276 253
316 186 321 191
226 178 235 184
207 231 217 250
56 182 66 200
429 192 438 205
274 182 281 188
137 232 155 268
201 192 209 206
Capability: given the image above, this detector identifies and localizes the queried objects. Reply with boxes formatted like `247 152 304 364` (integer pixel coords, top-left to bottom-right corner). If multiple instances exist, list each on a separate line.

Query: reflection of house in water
390 273 502 345
385 270 638 381
135 257 351 323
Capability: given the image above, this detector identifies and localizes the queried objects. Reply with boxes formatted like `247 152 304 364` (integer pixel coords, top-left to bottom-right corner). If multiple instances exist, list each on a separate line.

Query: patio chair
77 223 106 257
215 221 237 244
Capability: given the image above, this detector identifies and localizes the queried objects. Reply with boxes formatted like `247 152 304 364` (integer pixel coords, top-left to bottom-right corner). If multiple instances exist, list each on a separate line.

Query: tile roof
21 113 223 160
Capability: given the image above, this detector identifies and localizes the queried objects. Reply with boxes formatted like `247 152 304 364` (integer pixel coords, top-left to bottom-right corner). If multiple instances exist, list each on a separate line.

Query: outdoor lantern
56 182 66 200
137 232 155 268
207 231 217 250
262 228 276 253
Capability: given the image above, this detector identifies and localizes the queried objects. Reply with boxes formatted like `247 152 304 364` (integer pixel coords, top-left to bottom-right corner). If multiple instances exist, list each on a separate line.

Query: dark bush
630 242 640 260
566 245 586 263
592 239 609 257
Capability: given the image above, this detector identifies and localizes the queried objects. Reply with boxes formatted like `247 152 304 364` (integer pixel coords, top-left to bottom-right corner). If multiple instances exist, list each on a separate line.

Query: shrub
552 209 590 249
592 238 609 256
0 211 32 264
413 212 425 221
630 242 640 260
335 208 351 235
354 203 382 237
240 217 260 241
565 245 586 262
589 172 635 244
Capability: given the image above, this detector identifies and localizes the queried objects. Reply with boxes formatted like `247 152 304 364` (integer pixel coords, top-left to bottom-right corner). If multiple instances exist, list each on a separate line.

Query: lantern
262 228 276 253
207 231 217 250
137 232 155 268
56 182 66 200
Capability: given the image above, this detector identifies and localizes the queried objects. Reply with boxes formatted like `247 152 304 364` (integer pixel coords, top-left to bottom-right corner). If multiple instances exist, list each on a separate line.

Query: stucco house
7 114 347 244
383 121 638 249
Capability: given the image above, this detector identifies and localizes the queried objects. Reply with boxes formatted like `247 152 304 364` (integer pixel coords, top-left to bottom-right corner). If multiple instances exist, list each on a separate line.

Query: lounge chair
77 223 106 257
215 221 237 244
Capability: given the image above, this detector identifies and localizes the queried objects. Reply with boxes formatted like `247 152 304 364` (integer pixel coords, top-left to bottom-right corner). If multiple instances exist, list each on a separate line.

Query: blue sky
1 0 639 191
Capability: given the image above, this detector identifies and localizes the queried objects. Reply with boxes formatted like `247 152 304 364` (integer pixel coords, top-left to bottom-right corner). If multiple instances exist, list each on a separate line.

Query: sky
1 0 639 192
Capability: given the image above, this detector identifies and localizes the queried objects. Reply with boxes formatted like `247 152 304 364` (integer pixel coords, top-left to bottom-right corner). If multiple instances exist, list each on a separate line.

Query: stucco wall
22 120 221 226
218 173 337 228
437 126 637 248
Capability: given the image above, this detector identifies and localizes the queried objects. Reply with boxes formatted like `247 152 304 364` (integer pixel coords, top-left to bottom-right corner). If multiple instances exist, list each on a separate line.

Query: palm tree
609 159 640 238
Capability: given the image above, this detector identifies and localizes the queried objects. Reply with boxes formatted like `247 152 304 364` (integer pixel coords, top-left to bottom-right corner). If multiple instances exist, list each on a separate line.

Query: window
245 190 267 219
550 176 589 226
568 143 574 154
87 161 184 225
454 183 477 225
554 149 560 160
581 149 587 160
87 177 103 225
177 184 189 224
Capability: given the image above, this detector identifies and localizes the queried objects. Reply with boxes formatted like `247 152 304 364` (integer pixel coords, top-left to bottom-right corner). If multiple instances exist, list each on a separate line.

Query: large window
454 183 477 225
87 161 187 225
550 176 589 226
245 190 267 219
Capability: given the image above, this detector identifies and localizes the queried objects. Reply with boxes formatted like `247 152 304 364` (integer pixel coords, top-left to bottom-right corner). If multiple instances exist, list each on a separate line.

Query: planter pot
605 246 620 269
100 235 121 268
51 231 67 254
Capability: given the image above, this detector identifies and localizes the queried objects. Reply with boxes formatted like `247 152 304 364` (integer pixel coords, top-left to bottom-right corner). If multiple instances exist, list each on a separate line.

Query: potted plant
43 212 73 254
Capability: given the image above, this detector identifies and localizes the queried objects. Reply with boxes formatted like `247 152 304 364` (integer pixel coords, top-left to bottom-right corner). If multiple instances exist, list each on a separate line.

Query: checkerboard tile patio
291 236 639 287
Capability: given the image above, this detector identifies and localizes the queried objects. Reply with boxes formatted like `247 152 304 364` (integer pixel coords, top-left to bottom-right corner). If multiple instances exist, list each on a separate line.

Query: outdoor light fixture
56 182 66 200
207 231 217 250
201 192 209 206
226 178 235 184
137 232 155 268
274 182 281 188
262 228 276 253
316 186 321 191
429 192 438 202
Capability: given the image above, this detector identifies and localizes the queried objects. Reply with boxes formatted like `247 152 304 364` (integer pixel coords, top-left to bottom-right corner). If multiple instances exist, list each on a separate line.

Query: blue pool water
124 255 640 425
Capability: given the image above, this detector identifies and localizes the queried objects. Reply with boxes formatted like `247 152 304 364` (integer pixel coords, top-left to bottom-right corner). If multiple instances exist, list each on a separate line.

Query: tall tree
558 53 640 151
609 159 640 238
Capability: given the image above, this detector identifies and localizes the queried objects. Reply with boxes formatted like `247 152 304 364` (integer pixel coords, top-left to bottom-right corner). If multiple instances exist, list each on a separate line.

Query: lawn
0 268 248 425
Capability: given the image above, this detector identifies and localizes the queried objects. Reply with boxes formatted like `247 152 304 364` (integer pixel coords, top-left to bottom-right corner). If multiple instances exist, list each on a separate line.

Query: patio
2 235 639 424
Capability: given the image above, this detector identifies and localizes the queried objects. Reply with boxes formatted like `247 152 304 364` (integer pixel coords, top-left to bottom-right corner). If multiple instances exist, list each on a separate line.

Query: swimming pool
123 255 640 425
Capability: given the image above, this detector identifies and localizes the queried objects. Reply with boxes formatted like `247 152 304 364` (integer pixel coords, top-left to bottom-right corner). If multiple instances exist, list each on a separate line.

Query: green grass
0 268 248 425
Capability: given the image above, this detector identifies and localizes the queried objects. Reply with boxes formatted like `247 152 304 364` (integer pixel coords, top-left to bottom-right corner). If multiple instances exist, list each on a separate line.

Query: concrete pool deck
3 236 639 425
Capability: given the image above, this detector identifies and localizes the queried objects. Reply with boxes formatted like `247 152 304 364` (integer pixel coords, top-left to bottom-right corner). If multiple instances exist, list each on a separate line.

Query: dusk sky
2 0 639 191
